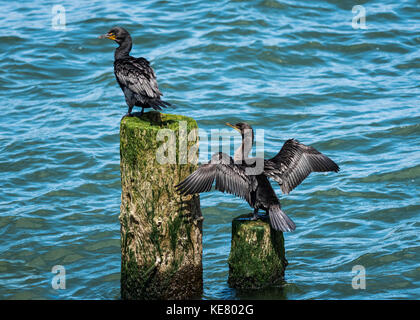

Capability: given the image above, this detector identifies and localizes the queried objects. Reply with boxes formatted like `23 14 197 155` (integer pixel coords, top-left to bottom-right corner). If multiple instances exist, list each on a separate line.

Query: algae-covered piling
228 214 287 290
119 111 202 299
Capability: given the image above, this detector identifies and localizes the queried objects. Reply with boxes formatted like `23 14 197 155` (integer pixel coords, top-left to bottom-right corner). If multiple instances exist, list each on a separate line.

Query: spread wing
175 152 254 203
114 57 162 100
264 139 339 194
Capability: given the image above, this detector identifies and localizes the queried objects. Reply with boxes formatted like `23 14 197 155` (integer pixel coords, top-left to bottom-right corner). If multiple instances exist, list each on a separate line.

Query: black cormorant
175 122 340 232
100 26 171 117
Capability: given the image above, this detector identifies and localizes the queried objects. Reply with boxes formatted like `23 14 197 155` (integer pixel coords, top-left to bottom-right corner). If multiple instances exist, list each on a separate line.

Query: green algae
228 214 287 290
119 111 203 299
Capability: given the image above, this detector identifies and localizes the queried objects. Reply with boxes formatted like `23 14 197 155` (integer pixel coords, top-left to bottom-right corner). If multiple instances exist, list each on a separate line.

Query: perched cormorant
100 26 171 117
176 122 340 232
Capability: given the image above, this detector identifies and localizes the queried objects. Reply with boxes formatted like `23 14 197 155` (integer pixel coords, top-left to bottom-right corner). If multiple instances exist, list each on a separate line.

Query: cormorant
175 122 340 232
100 26 171 117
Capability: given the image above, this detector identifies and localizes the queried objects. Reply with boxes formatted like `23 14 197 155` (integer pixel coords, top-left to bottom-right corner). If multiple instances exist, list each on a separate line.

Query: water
0 0 419 300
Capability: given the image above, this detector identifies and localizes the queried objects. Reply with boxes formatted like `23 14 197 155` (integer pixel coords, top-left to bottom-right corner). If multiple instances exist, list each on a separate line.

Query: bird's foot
251 213 269 221
258 213 269 221
129 111 144 118
234 212 269 222
122 112 134 120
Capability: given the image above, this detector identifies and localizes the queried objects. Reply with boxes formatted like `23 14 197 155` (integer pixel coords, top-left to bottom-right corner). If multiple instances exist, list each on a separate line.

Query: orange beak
226 122 240 132
99 33 116 40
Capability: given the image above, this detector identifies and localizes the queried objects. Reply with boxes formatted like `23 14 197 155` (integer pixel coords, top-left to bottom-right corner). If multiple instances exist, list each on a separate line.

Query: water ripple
0 0 419 299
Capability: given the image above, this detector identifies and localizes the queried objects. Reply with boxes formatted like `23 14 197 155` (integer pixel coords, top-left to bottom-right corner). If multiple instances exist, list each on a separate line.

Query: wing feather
264 139 339 194
175 152 253 203
114 57 162 101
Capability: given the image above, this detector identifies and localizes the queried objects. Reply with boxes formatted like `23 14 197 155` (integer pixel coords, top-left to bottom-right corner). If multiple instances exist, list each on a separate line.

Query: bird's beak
226 122 240 132
99 33 116 40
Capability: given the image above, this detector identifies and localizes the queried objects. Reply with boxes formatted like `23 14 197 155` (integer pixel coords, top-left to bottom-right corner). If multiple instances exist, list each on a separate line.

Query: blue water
0 0 419 299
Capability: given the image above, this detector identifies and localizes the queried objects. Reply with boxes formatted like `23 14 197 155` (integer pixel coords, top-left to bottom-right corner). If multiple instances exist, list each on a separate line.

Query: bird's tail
269 205 296 232
149 99 172 111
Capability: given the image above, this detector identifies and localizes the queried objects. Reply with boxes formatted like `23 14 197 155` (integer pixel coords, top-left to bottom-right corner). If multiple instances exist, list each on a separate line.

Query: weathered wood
119 111 202 299
228 214 287 289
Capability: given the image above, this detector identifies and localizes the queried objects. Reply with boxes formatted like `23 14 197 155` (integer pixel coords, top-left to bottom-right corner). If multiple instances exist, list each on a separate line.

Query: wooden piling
119 111 202 299
228 214 287 289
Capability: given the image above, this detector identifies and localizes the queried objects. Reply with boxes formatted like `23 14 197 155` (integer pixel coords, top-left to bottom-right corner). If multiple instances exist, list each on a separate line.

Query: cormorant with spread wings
176 122 339 232
100 26 170 117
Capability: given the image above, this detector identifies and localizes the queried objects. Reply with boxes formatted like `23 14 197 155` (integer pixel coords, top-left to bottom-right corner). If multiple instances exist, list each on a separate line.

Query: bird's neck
234 130 254 162
114 37 132 60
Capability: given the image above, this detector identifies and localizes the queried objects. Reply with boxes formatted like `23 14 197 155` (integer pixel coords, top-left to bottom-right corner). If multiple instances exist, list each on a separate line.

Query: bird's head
226 122 254 140
226 122 252 133
99 26 131 45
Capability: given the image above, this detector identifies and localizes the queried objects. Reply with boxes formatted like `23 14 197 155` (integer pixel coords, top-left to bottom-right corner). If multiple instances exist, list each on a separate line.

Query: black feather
104 26 171 114
175 124 339 233
264 139 340 194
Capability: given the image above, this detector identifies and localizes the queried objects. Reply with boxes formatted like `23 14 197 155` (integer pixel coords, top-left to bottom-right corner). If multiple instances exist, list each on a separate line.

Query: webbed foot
121 112 134 120
236 212 268 222
129 111 145 118
251 213 269 220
